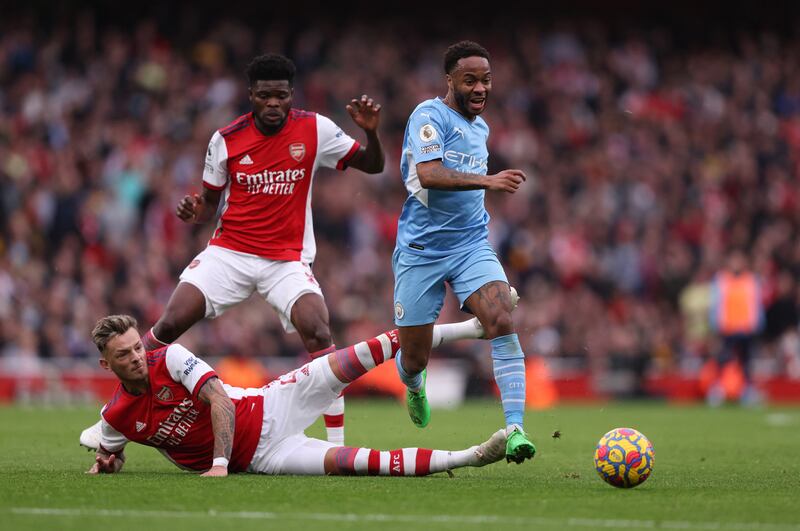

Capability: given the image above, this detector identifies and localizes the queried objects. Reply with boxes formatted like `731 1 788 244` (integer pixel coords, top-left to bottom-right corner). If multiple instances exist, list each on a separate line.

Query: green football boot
406 369 430 428
505 426 536 464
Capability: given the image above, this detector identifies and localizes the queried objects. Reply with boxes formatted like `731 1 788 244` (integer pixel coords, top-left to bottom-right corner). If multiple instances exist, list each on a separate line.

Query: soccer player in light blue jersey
392 41 536 464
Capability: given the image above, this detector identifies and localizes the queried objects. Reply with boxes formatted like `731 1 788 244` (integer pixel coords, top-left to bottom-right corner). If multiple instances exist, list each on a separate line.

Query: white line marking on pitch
7 507 800 530
765 413 797 427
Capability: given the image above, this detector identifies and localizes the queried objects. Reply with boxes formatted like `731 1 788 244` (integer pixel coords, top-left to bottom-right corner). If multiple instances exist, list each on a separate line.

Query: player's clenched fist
176 193 202 222
483 169 526 193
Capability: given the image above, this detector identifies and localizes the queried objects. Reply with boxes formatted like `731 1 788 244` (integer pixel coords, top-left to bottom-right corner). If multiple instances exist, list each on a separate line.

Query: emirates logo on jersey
235 168 306 195
289 143 306 162
156 386 174 401
146 398 200 447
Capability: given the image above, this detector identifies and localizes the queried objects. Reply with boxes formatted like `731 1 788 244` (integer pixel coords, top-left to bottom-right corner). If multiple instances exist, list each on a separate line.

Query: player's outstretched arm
197 377 234 477
86 448 125 474
345 94 385 174
176 187 222 225
417 160 526 192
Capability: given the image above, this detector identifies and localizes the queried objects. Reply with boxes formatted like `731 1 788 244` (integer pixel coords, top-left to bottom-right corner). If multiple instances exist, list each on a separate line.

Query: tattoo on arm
198 377 235 461
417 162 485 191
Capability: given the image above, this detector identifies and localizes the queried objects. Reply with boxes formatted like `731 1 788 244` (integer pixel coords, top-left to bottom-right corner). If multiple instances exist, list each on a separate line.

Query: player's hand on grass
200 465 228 477
483 169 526 193
87 453 122 474
176 193 202 222
347 94 381 132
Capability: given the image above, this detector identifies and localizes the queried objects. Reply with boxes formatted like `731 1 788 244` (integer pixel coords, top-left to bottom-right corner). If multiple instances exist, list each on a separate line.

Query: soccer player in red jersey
84 315 506 477
95 54 385 445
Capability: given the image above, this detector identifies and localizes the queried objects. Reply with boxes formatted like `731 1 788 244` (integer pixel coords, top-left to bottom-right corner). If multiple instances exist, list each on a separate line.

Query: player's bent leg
148 282 207 348
262 329 405 447
317 322 485 431
465 281 536 464
309 345 345 445
291 293 344 445
258 320 491 448
291 293 333 352
396 325 433 428
467 286 520 340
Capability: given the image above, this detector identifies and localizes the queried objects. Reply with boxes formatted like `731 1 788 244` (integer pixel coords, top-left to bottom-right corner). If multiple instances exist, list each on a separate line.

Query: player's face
100 328 148 383
249 80 293 131
447 56 492 118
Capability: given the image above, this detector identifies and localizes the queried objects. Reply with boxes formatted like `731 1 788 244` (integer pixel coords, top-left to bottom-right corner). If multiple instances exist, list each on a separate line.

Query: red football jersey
99 344 264 473
202 110 360 263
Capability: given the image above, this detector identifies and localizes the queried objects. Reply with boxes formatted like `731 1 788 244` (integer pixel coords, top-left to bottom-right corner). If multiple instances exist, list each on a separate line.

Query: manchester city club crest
289 143 306 162
394 301 405 320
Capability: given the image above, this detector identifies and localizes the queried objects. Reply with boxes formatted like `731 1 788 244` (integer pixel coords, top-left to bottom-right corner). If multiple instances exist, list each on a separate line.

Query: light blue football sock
395 350 424 393
491 333 526 428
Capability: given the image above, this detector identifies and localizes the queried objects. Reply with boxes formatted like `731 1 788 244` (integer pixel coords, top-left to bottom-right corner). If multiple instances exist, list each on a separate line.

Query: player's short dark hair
246 54 296 86
444 41 491 74
92 314 138 355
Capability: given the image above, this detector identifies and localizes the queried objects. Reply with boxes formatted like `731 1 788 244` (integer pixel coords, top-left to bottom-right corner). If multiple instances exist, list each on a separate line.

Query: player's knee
300 322 333 352
400 348 428 374
481 311 514 339
153 314 188 344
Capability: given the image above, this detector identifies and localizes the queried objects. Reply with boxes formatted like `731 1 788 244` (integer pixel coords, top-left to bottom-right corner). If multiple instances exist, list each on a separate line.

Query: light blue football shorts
392 242 508 326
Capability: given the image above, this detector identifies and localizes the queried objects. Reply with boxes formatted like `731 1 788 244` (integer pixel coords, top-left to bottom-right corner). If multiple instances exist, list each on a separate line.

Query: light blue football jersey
397 97 491 257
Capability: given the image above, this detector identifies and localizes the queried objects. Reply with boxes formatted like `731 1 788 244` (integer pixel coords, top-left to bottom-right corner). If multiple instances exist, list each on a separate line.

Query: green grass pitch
1 400 799 531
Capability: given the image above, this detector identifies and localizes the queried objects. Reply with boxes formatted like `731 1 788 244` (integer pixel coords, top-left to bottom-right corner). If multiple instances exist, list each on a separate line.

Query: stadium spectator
707 248 765 405
1 9 799 400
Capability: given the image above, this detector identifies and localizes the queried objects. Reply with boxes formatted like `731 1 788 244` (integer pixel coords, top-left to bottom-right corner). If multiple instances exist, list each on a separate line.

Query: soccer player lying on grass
83 314 506 477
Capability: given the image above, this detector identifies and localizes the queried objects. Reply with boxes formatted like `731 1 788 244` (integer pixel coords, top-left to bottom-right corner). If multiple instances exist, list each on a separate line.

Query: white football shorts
247 357 340 475
178 245 324 332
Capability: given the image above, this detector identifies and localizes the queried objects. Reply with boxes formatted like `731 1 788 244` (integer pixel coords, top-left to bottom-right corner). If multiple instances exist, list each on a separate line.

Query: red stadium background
2 0 800 406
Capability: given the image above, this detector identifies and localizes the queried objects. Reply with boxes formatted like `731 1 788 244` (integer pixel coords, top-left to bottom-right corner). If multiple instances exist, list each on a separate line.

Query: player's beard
453 90 470 116
454 90 486 118
258 113 287 134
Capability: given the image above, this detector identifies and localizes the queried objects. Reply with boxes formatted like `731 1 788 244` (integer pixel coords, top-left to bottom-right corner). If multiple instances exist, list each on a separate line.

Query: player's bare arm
345 94 385 174
86 447 125 475
176 187 222 224
197 376 234 477
417 160 526 192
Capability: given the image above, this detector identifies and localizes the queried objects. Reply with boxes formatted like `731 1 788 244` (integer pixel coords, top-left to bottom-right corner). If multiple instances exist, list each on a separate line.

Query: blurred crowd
1 7 800 393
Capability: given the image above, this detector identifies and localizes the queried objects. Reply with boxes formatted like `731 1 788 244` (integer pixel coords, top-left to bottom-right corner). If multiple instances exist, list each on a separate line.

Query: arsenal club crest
156 386 174 401
289 143 306 162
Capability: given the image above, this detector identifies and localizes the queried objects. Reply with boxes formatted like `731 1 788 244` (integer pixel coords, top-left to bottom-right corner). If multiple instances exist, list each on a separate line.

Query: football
594 428 655 488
